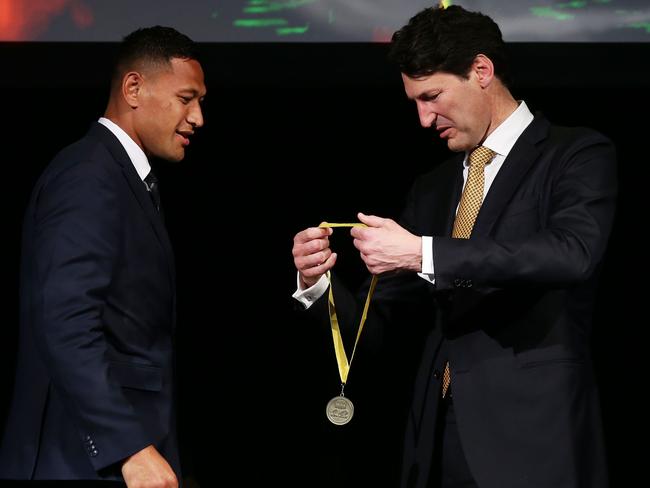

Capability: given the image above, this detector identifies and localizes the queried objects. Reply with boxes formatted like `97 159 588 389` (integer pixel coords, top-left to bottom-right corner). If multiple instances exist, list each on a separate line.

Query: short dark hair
388 5 511 86
111 26 199 87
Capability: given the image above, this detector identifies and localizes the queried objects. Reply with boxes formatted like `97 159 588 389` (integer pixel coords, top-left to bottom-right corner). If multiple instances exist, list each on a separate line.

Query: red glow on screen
0 0 93 41
371 26 393 43
71 2 92 29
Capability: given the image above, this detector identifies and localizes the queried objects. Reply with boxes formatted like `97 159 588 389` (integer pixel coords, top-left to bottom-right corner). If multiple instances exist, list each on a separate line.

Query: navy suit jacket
0 122 179 481
308 114 617 488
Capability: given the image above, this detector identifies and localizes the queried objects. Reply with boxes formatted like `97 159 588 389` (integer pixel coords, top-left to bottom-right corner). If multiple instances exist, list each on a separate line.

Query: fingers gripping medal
319 222 379 426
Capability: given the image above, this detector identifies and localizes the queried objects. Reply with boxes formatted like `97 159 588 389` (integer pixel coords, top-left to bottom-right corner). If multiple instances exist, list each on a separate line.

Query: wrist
299 274 316 289
405 235 423 272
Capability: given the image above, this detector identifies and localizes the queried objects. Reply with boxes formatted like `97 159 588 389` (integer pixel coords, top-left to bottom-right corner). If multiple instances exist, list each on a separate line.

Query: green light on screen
628 22 650 33
244 0 316 14
530 7 575 20
556 1 588 9
234 18 289 28
276 25 310 35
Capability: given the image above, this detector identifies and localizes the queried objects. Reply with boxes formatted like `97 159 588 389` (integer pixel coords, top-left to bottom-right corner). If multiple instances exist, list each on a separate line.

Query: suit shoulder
544 124 614 152
547 124 616 161
39 133 121 187
28 132 125 215
535 124 617 186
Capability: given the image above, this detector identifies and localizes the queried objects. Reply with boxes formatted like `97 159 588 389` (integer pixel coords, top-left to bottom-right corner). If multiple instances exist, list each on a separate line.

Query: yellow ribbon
319 222 368 228
319 222 379 389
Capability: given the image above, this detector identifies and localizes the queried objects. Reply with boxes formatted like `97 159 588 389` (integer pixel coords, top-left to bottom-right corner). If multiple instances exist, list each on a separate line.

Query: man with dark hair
292 5 615 488
0 26 206 487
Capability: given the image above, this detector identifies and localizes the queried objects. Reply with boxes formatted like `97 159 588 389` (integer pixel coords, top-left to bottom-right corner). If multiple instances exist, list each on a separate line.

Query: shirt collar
98 117 151 182
465 101 534 166
483 100 534 157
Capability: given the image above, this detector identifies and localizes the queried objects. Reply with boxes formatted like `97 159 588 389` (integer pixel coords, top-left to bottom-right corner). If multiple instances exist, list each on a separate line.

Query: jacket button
433 370 440 380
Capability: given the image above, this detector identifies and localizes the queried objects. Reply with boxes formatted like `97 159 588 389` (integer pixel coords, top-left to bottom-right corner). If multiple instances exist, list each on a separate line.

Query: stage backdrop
1 0 649 42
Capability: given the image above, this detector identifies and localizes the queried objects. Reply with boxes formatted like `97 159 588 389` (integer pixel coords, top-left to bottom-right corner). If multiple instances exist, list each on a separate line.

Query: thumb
358 212 386 228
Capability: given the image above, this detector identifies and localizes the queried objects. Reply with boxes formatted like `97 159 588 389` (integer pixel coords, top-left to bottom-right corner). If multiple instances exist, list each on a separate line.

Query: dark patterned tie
442 145 496 398
144 171 161 212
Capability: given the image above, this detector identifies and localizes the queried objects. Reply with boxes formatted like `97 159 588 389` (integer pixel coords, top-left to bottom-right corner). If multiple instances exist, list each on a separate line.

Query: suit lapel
87 123 176 285
472 115 550 237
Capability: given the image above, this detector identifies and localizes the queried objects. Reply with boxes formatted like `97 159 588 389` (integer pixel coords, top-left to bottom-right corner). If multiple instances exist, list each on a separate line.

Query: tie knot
144 171 158 191
144 171 161 212
469 146 496 168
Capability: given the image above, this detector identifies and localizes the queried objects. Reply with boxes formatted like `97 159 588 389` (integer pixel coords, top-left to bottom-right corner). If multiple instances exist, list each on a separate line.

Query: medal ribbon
319 222 379 388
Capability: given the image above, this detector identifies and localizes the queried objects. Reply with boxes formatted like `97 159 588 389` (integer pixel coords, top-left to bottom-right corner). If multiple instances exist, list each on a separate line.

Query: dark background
0 42 647 487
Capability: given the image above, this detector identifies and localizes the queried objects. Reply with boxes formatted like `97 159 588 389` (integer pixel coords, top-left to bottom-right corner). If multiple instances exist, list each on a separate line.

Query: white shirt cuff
292 273 330 309
417 235 435 284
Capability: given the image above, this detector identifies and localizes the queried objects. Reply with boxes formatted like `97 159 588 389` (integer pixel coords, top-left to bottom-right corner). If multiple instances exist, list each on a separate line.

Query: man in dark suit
0 26 206 486
292 5 616 488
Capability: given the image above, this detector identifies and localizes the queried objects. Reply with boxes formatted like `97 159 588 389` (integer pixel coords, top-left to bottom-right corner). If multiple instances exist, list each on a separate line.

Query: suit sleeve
433 132 617 290
29 160 152 472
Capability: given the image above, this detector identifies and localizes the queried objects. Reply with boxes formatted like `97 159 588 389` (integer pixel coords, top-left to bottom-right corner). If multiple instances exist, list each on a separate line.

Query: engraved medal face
326 396 354 425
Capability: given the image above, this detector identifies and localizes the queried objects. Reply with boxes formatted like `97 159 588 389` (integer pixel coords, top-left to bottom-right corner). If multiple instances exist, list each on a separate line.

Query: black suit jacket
310 114 617 488
0 123 179 481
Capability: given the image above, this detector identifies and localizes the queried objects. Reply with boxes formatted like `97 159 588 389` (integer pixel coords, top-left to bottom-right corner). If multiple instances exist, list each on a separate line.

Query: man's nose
188 104 204 128
416 101 436 128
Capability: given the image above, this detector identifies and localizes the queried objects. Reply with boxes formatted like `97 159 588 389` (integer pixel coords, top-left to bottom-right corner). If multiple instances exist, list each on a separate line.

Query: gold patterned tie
442 145 496 398
451 145 496 238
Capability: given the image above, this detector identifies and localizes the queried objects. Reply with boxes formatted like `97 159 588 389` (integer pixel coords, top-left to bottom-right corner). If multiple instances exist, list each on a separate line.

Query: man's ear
472 54 495 88
122 71 144 109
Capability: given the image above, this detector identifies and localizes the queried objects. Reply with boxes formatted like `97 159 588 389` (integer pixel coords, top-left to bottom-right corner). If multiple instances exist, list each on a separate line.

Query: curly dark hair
388 5 511 87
